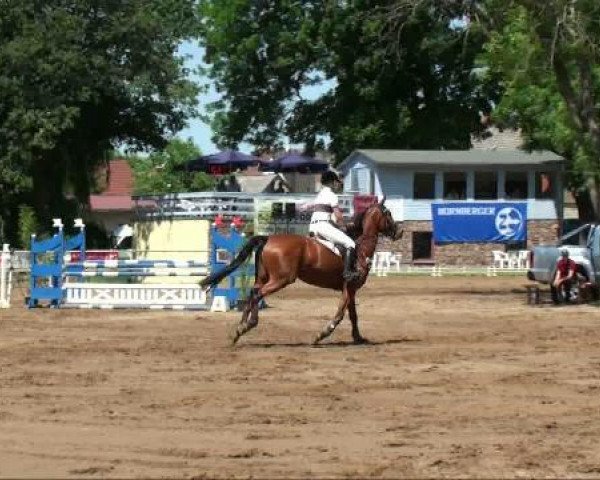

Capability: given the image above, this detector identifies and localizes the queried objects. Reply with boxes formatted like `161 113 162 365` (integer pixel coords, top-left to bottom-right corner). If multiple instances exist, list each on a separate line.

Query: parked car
527 224 599 303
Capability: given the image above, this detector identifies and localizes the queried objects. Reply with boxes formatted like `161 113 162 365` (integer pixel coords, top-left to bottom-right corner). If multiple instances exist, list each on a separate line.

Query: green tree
0 0 200 244
383 0 600 219
128 138 214 195
478 0 600 219
17 205 38 250
199 0 496 161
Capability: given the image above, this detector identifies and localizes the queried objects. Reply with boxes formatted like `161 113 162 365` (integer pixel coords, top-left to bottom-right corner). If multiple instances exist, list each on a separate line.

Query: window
474 172 497 200
412 232 433 260
505 172 528 199
349 168 372 194
413 172 435 199
443 172 466 200
350 169 359 192
535 172 554 199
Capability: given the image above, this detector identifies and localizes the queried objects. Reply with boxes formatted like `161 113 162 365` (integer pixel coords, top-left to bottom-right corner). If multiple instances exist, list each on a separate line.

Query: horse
200 197 402 345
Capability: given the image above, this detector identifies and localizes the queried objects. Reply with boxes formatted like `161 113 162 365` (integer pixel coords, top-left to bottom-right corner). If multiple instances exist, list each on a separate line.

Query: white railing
370 261 529 277
10 250 31 271
1 244 13 308
133 192 354 221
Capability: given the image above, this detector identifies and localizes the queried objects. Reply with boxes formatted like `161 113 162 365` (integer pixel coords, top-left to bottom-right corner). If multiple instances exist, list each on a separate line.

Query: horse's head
362 196 402 240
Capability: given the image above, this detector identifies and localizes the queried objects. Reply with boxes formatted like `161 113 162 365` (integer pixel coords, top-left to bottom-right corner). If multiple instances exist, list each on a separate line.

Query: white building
339 149 564 265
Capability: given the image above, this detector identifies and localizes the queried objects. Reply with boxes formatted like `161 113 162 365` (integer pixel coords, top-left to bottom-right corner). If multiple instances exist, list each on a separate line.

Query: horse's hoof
312 335 324 346
228 327 241 346
353 335 369 345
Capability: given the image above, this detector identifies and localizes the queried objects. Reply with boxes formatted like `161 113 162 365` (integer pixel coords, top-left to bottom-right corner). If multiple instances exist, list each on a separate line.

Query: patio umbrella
261 152 329 173
177 149 260 174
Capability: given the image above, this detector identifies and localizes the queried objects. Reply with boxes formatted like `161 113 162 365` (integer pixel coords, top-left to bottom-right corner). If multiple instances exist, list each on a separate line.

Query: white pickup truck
527 224 600 302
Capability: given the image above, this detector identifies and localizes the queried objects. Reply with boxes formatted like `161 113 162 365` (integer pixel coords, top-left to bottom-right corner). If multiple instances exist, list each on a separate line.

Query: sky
175 40 335 155
175 41 224 154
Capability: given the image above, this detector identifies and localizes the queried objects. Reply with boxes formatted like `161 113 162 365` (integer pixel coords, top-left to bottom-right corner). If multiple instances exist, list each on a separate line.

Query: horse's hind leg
230 287 258 344
231 276 291 345
231 282 262 345
313 288 350 345
230 256 269 344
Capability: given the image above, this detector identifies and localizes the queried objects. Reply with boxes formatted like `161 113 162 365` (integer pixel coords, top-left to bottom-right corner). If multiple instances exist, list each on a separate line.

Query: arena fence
1 244 12 308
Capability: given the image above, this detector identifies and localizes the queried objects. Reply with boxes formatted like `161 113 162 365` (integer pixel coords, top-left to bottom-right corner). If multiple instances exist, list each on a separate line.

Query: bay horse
200 197 402 345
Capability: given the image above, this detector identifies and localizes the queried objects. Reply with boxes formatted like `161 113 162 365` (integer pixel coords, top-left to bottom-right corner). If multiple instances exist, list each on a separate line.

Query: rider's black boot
343 247 360 282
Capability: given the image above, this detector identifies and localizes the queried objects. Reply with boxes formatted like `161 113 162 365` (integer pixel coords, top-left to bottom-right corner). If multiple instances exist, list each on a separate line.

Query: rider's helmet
561 249 569 258
321 170 341 186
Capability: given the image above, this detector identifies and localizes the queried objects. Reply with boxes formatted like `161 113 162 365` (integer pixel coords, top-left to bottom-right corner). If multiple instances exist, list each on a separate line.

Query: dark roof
340 149 564 170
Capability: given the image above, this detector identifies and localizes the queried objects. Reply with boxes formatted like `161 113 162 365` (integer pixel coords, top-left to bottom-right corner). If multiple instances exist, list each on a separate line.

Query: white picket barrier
63 282 208 310
1 244 12 308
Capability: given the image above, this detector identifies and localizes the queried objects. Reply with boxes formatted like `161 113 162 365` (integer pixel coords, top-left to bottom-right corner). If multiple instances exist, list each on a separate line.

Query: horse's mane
346 205 375 240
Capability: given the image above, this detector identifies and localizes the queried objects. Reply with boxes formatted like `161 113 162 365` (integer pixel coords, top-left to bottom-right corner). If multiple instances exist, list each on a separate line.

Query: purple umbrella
261 152 329 173
178 149 260 174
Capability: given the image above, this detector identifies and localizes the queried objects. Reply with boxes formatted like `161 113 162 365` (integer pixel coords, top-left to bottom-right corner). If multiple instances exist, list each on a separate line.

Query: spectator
553 249 577 303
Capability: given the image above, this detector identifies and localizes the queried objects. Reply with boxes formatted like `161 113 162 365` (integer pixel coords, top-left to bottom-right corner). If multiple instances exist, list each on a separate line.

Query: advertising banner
432 202 527 243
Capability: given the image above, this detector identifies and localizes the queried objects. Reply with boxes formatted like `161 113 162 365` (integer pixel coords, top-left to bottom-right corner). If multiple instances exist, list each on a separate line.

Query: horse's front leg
348 292 367 344
313 288 350 345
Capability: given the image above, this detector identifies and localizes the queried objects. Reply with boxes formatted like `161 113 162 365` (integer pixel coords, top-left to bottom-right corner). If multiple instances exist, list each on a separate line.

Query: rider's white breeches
309 221 355 249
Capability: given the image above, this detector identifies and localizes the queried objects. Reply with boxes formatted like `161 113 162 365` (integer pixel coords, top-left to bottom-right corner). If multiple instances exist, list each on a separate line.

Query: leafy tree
0 0 200 244
17 206 38 250
477 0 600 219
383 0 600 219
128 138 214 195
199 0 496 161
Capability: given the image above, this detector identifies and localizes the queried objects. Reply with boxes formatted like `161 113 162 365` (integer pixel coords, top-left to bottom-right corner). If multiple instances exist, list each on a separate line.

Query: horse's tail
200 235 269 290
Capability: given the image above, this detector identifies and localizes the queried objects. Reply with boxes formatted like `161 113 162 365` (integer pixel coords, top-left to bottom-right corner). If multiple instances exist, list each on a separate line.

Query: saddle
308 232 343 257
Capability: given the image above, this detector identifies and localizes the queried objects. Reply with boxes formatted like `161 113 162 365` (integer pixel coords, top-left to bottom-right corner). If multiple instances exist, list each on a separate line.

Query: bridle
361 202 397 239
380 205 397 238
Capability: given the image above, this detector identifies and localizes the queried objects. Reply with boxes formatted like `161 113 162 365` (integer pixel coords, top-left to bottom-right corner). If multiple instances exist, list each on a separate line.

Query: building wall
342 156 563 222
377 166 411 197
377 220 559 266
282 172 319 193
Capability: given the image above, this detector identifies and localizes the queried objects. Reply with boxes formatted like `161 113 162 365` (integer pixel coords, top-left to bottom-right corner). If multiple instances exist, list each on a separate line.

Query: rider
309 170 359 281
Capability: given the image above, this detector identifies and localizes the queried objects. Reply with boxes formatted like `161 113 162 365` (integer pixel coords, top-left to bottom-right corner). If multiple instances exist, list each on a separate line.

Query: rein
352 204 387 282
